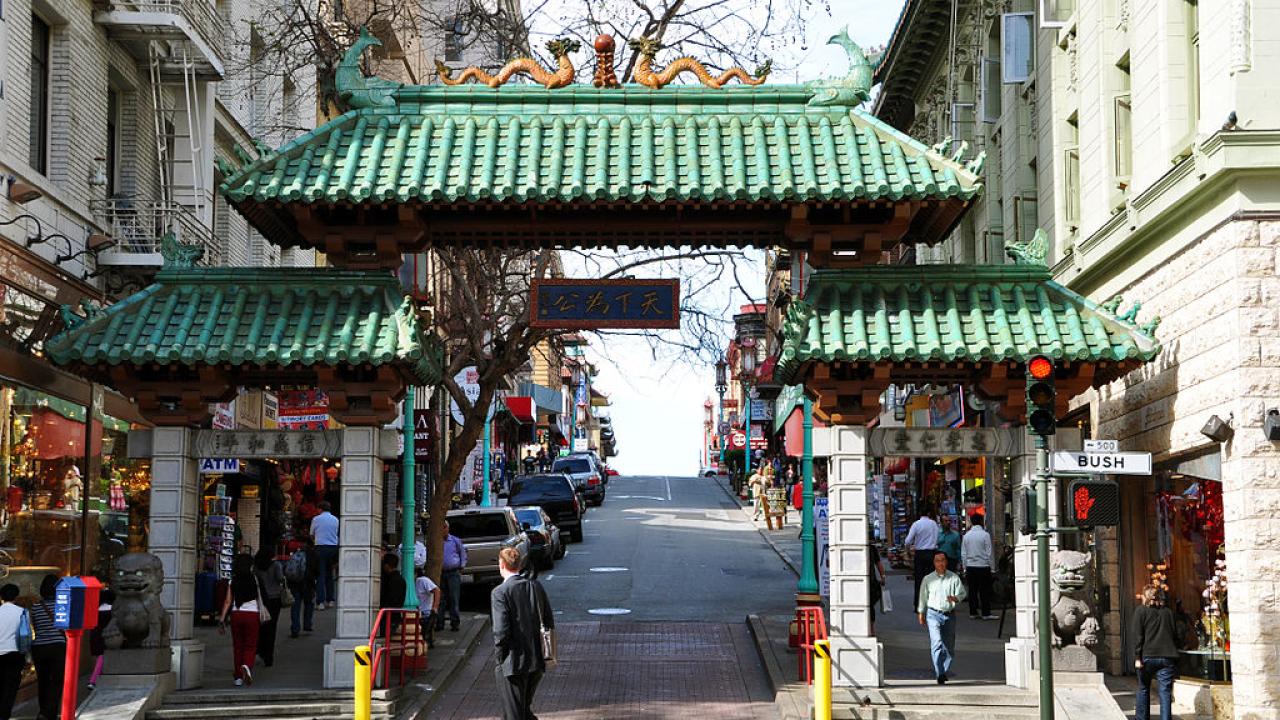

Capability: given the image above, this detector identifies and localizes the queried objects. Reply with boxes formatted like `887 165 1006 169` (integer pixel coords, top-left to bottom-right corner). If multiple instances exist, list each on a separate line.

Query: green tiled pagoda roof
46 267 444 384
221 85 980 208
776 264 1161 384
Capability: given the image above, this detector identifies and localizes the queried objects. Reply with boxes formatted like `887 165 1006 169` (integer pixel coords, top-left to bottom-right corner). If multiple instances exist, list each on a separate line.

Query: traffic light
1016 485 1036 536
1025 355 1056 436
1066 479 1121 527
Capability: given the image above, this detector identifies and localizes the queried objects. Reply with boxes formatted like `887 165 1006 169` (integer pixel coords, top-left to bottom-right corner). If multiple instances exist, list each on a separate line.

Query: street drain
589 566 629 573
588 608 631 615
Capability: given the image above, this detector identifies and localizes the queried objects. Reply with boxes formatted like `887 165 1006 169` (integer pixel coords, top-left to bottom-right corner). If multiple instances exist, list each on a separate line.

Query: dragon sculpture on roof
436 38 580 89
628 38 771 89
808 27 883 107
335 27 404 109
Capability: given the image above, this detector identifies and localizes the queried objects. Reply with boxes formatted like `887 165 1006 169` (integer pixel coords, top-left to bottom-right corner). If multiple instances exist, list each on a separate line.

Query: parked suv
508 474 584 543
552 455 606 506
444 507 529 584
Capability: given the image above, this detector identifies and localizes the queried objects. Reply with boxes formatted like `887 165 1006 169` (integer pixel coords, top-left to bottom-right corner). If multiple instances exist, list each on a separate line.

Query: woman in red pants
220 554 263 686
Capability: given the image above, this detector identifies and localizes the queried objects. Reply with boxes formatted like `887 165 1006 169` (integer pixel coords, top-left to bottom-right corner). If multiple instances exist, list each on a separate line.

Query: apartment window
106 88 120 197
444 17 464 62
282 75 296 133
1039 0 1075 28
28 14 51 173
1186 0 1200 135
1064 115 1080 230
1001 13 1034 83
1113 58 1132 187
981 58 1002 122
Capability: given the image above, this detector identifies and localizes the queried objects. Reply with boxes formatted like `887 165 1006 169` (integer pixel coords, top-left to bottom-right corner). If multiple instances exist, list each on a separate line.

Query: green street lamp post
400 390 418 607
715 357 728 472
741 338 757 489
797 394 819 598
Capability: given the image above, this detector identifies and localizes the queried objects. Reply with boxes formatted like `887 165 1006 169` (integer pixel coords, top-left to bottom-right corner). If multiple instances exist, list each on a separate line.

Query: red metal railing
796 606 827 685
367 608 428 688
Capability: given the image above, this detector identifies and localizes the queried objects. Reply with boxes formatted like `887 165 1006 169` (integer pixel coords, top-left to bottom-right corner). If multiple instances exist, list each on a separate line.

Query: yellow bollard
354 644 372 720
813 638 832 720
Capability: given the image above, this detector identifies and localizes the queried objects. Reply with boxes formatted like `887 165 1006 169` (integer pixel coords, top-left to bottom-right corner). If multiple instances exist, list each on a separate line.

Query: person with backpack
31 574 66 719
286 537 318 639
87 589 115 691
254 548 285 667
0 583 31 719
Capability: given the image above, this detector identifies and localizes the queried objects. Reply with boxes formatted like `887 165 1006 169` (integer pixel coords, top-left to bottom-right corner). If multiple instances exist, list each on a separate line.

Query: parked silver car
444 506 529 584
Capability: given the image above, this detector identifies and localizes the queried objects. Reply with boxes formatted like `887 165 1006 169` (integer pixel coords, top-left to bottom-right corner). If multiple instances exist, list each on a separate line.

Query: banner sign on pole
816 497 830 598
530 279 680 329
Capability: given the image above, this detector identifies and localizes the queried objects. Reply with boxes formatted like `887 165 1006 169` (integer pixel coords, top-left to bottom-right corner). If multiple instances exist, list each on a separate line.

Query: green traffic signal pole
797 395 818 595
717 389 727 471
401 390 418 608
1035 433 1054 720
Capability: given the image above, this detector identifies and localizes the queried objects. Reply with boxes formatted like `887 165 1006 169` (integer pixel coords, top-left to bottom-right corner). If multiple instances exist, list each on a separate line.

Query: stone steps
145 688 400 720
833 685 1040 720
833 705 1039 720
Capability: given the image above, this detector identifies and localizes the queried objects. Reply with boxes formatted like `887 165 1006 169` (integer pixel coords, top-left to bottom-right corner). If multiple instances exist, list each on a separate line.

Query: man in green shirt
937 516 962 572
917 551 967 684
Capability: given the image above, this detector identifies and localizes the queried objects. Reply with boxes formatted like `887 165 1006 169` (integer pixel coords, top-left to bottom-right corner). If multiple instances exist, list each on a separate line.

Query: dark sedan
512 506 564 570
508 474 585 542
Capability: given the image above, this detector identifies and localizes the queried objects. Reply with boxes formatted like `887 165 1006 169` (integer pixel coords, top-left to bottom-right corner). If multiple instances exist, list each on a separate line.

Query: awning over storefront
504 396 535 424
783 409 828 457
517 382 562 416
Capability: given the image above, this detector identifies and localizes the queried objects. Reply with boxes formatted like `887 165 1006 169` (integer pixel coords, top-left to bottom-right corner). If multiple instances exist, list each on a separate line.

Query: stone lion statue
1050 550 1101 649
101 552 170 650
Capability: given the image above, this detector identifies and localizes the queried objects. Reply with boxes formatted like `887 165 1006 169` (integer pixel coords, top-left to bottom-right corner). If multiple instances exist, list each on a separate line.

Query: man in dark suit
491 546 554 720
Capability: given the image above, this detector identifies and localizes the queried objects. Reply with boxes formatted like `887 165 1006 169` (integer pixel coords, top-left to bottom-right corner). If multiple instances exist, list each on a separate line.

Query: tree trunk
422 383 497 586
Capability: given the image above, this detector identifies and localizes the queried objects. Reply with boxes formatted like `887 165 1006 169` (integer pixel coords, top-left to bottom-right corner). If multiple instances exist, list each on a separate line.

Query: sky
569 0 906 476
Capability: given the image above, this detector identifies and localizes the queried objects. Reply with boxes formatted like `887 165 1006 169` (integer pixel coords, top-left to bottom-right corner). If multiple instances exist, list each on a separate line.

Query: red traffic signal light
1028 356 1053 380
1025 356 1056 436
1067 479 1120 527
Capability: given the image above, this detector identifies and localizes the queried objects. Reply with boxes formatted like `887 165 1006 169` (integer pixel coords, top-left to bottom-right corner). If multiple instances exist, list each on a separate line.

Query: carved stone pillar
826 425 883 688
142 428 204 690
324 427 391 688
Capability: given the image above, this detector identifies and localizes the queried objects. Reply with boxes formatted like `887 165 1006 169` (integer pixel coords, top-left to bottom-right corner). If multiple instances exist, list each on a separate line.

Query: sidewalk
710 474 1005 684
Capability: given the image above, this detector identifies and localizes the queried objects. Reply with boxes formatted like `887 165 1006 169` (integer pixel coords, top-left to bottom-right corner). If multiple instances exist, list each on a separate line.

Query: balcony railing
95 0 230 72
91 199 222 267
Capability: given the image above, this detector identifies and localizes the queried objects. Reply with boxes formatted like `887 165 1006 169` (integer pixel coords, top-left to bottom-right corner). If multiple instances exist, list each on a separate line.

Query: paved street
428 473 795 718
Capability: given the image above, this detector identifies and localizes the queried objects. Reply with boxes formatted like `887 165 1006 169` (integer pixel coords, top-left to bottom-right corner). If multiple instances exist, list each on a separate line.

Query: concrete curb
747 614 809 720
710 475 801 578
400 614 491 719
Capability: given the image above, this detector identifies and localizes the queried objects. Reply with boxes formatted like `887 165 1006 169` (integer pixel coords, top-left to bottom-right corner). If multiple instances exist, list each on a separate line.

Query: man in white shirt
310 501 340 609
961 514 995 620
0 584 28 716
904 510 940 609
917 551 967 684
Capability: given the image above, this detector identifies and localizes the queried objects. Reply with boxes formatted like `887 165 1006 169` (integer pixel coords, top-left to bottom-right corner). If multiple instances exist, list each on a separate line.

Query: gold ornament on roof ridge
628 38 771 89
436 38 580 89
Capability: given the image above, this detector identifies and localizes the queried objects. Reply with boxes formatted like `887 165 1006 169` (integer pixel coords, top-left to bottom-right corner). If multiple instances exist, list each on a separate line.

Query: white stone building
874 0 1280 715
1044 0 1280 717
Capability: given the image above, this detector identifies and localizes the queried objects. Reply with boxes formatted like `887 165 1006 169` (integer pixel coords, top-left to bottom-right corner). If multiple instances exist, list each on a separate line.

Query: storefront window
1151 456 1230 681
0 383 151 593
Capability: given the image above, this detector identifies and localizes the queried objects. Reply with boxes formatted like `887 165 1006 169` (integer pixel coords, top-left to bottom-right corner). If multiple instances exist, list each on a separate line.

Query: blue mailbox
54 576 102 631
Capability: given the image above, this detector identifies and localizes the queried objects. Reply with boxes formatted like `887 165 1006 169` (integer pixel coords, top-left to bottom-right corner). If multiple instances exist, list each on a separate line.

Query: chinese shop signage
530 279 680 329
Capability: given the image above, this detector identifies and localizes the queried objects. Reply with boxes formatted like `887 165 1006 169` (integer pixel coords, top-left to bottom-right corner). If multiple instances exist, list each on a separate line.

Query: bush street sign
1051 450 1152 475
531 279 680 329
